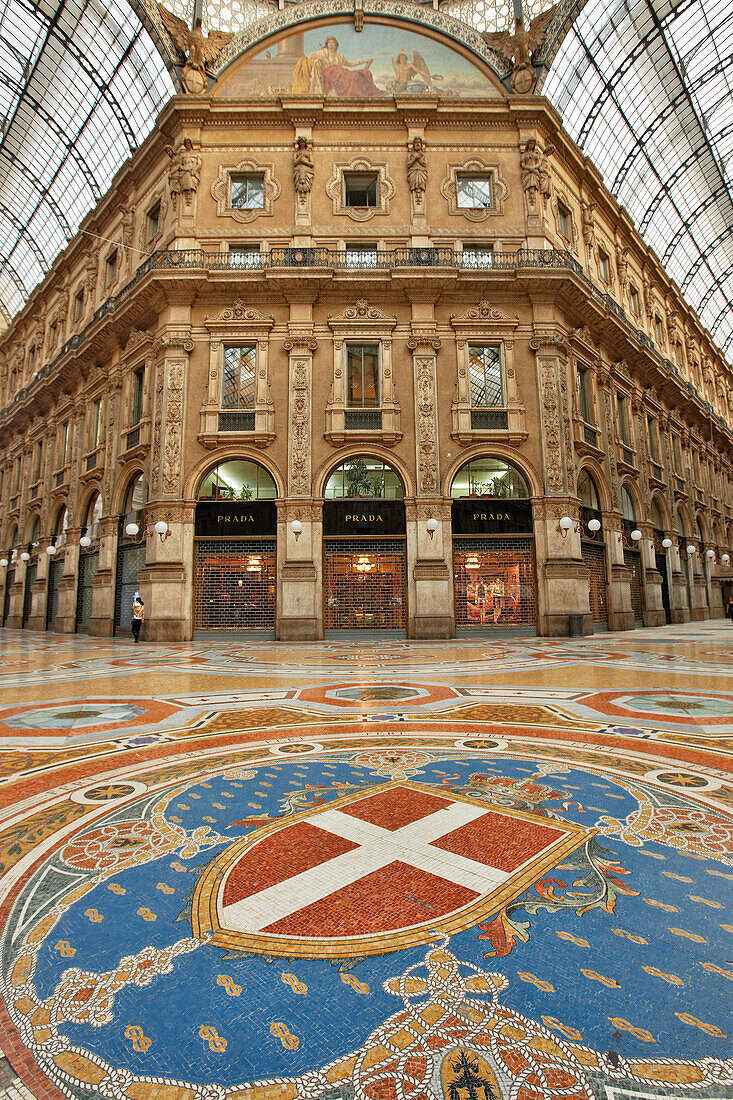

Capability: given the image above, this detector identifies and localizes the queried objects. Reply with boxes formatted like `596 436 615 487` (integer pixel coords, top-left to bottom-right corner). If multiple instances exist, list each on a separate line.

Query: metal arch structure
0 0 175 323
541 0 733 357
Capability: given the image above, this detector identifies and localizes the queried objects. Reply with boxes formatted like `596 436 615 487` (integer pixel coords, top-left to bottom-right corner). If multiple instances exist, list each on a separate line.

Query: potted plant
238 486 253 501
345 458 376 497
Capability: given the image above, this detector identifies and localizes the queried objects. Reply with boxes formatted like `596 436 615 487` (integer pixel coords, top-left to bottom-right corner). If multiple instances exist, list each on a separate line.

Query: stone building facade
0 6 731 640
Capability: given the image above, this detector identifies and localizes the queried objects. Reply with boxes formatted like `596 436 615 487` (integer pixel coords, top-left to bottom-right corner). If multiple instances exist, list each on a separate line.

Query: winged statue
158 4 234 92
482 5 557 92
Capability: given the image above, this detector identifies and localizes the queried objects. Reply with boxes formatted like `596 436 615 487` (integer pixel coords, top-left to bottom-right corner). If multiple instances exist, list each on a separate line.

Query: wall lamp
290 519 303 542
686 544 697 556
662 538 673 549
20 551 30 562
705 548 716 561
426 517 439 539
587 518 601 533
558 515 577 537
722 553 731 566
125 519 171 543
630 529 642 542
0 557 8 568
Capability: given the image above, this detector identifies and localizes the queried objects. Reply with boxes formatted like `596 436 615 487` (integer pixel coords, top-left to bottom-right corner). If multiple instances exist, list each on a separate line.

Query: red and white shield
193 781 590 958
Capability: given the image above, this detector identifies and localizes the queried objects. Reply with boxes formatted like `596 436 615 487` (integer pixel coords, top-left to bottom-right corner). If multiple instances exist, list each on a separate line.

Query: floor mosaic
0 622 731 1100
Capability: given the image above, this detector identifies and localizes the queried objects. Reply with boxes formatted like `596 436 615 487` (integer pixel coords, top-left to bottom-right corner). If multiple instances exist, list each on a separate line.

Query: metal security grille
195 539 276 631
655 552 672 623
582 542 608 624
115 543 147 633
77 552 99 629
2 567 14 625
324 539 406 630
624 548 644 622
47 557 63 628
453 538 536 628
22 562 37 626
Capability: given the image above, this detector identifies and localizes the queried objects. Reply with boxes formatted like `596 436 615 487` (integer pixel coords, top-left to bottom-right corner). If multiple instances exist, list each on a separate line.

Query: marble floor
0 622 731 1100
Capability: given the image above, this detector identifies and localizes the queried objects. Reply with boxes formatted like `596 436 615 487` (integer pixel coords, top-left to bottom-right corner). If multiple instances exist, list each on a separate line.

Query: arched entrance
323 457 406 632
651 497 672 624
115 474 147 635
194 459 277 634
450 457 536 631
46 505 68 629
2 527 17 627
578 470 608 629
77 494 102 632
22 516 41 628
620 485 643 624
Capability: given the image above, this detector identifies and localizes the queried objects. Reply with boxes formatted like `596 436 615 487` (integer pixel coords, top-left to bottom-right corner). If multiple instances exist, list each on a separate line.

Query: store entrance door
453 538 536 630
2 567 14 626
582 541 608 627
656 552 672 623
324 539 406 631
22 562 36 627
194 539 276 633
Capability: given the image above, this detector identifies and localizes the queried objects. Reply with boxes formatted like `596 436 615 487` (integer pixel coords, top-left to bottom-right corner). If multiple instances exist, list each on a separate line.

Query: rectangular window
14 457 21 491
557 202 572 240
231 175 265 209
345 244 378 268
33 441 42 482
347 344 380 407
229 246 261 268
629 285 640 316
28 347 35 374
647 416 659 461
617 392 630 444
598 248 611 283
461 245 494 269
457 176 492 209
468 344 503 407
655 315 664 345
672 435 682 474
147 203 161 240
91 400 102 448
132 369 144 425
49 322 57 347
73 289 84 321
222 345 256 409
105 250 118 287
60 422 69 467
344 174 378 208
577 367 592 423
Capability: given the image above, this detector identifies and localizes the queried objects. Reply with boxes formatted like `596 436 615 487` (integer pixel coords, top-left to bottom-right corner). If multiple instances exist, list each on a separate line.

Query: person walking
131 596 144 643
726 595 733 622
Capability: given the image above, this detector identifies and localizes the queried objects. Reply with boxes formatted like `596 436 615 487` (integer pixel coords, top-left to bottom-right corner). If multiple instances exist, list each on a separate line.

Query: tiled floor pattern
0 623 731 1100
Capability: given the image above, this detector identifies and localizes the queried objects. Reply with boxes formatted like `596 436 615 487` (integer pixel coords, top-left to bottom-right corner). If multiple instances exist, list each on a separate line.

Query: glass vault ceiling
543 0 733 354
0 0 174 321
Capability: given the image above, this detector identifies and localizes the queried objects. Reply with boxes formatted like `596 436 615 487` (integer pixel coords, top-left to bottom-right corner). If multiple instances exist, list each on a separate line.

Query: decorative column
638 520 665 626
279 335 321 641
595 364 633 629
137 325 194 641
530 327 591 635
88 515 118 636
407 330 453 638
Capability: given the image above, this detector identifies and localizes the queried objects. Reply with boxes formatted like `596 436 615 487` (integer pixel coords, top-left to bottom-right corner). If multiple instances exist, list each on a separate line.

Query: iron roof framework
0 0 174 322
542 0 733 354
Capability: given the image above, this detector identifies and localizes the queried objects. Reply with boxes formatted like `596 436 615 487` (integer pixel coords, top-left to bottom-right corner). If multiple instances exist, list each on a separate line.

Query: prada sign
451 499 533 535
195 501 276 537
323 500 406 536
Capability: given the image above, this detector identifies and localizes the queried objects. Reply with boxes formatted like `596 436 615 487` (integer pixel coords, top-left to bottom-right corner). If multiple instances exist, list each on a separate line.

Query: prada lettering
217 514 256 524
346 513 383 523
473 512 510 522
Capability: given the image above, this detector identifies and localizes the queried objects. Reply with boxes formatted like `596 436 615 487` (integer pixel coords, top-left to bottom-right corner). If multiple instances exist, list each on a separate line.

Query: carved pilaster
410 340 440 495
530 330 569 495
286 344 313 496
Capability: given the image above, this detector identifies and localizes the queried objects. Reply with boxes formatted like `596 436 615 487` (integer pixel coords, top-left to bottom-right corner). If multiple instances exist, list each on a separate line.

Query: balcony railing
621 445 635 466
218 410 255 432
86 452 99 472
125 427 141 450
583 423 598 447
470 409 509 430
55 469 67 487
345 408 383 431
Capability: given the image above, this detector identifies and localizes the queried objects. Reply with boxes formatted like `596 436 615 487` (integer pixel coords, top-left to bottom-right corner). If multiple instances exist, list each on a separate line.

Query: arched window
676 508 688 537
578 470 600 510
651 498 666 531
53 506 69 546
86 494 104 528
198 459 277 501
620 486 636 522
450 457 529 499
325 457 404 499
29 516 41 545
123 473 147 513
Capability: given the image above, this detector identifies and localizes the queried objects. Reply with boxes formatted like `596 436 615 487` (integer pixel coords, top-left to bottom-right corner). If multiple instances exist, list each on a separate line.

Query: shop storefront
620 487 644 624
46 554 64 628
2 563 14 626
323 458 406 632
450 458 536 631
77 494 102 633
194 460 277 633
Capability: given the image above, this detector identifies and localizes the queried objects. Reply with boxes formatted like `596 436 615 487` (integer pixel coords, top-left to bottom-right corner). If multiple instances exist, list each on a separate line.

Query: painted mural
216 22 498 98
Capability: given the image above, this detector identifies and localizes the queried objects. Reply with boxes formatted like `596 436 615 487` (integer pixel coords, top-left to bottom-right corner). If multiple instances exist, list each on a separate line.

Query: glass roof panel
0 0 174 323
543 0 733 356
